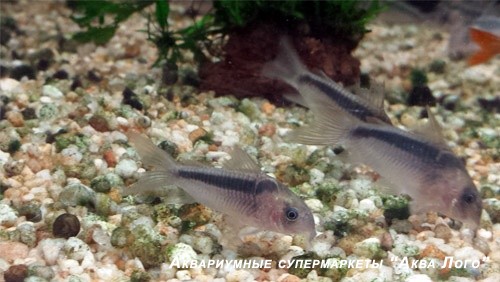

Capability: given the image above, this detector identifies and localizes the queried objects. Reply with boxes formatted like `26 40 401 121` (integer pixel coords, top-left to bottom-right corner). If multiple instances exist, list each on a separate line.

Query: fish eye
461 190 477 205
285 207 299 221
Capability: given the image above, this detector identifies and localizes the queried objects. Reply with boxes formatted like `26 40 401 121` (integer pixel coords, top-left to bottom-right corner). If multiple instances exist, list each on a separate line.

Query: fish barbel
125 132 317 245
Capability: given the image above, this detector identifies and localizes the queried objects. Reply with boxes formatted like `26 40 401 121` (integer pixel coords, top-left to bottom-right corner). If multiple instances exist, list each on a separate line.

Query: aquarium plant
68 0 383 100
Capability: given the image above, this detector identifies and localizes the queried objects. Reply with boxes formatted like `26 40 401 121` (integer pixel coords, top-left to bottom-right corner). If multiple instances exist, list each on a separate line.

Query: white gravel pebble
0 204 18 226
176 270 192 280
453 246 485 262
168 243 197 265
114 158 138 178
305 198 324 213
0 78 21 94
358 198 377 212
38 238 65 265
64 237 91 261
42 85 64 98
405 274 432 282
226 269 254 282
309 168 325 185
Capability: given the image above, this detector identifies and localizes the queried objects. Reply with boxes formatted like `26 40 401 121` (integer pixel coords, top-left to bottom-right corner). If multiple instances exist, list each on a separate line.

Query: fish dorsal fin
355 80 386 113
223 147 261 172
411 107 447 146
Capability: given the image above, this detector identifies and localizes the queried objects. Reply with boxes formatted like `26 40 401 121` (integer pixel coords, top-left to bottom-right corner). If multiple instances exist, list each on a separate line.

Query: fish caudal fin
261 37 307 89
468 28 500 66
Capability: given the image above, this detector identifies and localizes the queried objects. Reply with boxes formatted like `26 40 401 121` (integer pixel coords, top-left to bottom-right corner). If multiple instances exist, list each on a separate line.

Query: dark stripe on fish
177 167 257 194
351 126 466 169
298 75 373 122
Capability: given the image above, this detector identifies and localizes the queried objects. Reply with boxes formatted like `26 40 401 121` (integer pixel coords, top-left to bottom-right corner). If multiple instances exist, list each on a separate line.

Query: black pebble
478 97 500 113
37 58 50 71
45 128 68 144
0 106 6 120
0 30 10 45
70 76 83 91
10 64 36 80
122 87 143 110
53 213 81 238
407 85 436 106
21 107 37 120
53 70 69 80
0 65 9 77
87 69 102 82
181 69 200 87
162 62 178 85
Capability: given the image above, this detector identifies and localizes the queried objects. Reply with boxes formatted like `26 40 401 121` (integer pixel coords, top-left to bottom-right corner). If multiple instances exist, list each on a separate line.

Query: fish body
262 38 391 125
126 132 316 244
286 89 482 228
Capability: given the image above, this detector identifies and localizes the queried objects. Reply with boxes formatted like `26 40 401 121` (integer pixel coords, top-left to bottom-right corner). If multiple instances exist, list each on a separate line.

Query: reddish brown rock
199 22 360 103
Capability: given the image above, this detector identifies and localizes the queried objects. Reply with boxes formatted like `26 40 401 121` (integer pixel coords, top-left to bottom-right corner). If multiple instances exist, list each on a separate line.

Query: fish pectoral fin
223 146 261 172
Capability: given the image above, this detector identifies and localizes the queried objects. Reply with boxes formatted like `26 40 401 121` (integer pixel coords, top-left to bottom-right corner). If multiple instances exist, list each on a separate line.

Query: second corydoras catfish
284 85 482 229
262 37 391 125
126 132 316 246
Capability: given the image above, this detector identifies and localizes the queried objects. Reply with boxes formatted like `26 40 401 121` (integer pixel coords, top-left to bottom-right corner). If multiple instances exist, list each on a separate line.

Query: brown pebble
4 264 28 282
53 213 81 238
279 274 301 282
337 234 364 255
68 105 90 119
89 114 110 132
258 123 276 137
433 223 452 241
188 127 208 143
380 231 393 251
261 102 275 115
419 244 446 260
178 204 212 225
6 111 24 127
103 149 117 167
0 242 29 263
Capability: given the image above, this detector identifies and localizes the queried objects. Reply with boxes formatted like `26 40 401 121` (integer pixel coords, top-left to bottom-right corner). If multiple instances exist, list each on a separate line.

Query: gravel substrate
1 1 499 282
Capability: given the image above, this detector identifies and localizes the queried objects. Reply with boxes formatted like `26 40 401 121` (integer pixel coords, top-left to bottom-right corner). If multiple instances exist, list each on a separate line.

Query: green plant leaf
72 26 117 45
155 0 169 30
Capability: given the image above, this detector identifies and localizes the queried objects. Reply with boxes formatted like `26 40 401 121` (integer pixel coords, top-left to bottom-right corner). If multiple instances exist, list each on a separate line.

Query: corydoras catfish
286 90 482 229
262 38 391 125
126 132 316 246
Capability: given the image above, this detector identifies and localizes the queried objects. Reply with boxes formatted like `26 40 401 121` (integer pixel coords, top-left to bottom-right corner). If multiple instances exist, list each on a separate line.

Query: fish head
450 184 482 230
429 169 482 230
254 177 317 245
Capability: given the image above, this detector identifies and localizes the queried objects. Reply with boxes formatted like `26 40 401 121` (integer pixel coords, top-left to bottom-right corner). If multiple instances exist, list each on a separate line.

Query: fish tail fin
285 90 358 146
468 28 500 66
125 132 193 203
261 37 307 89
